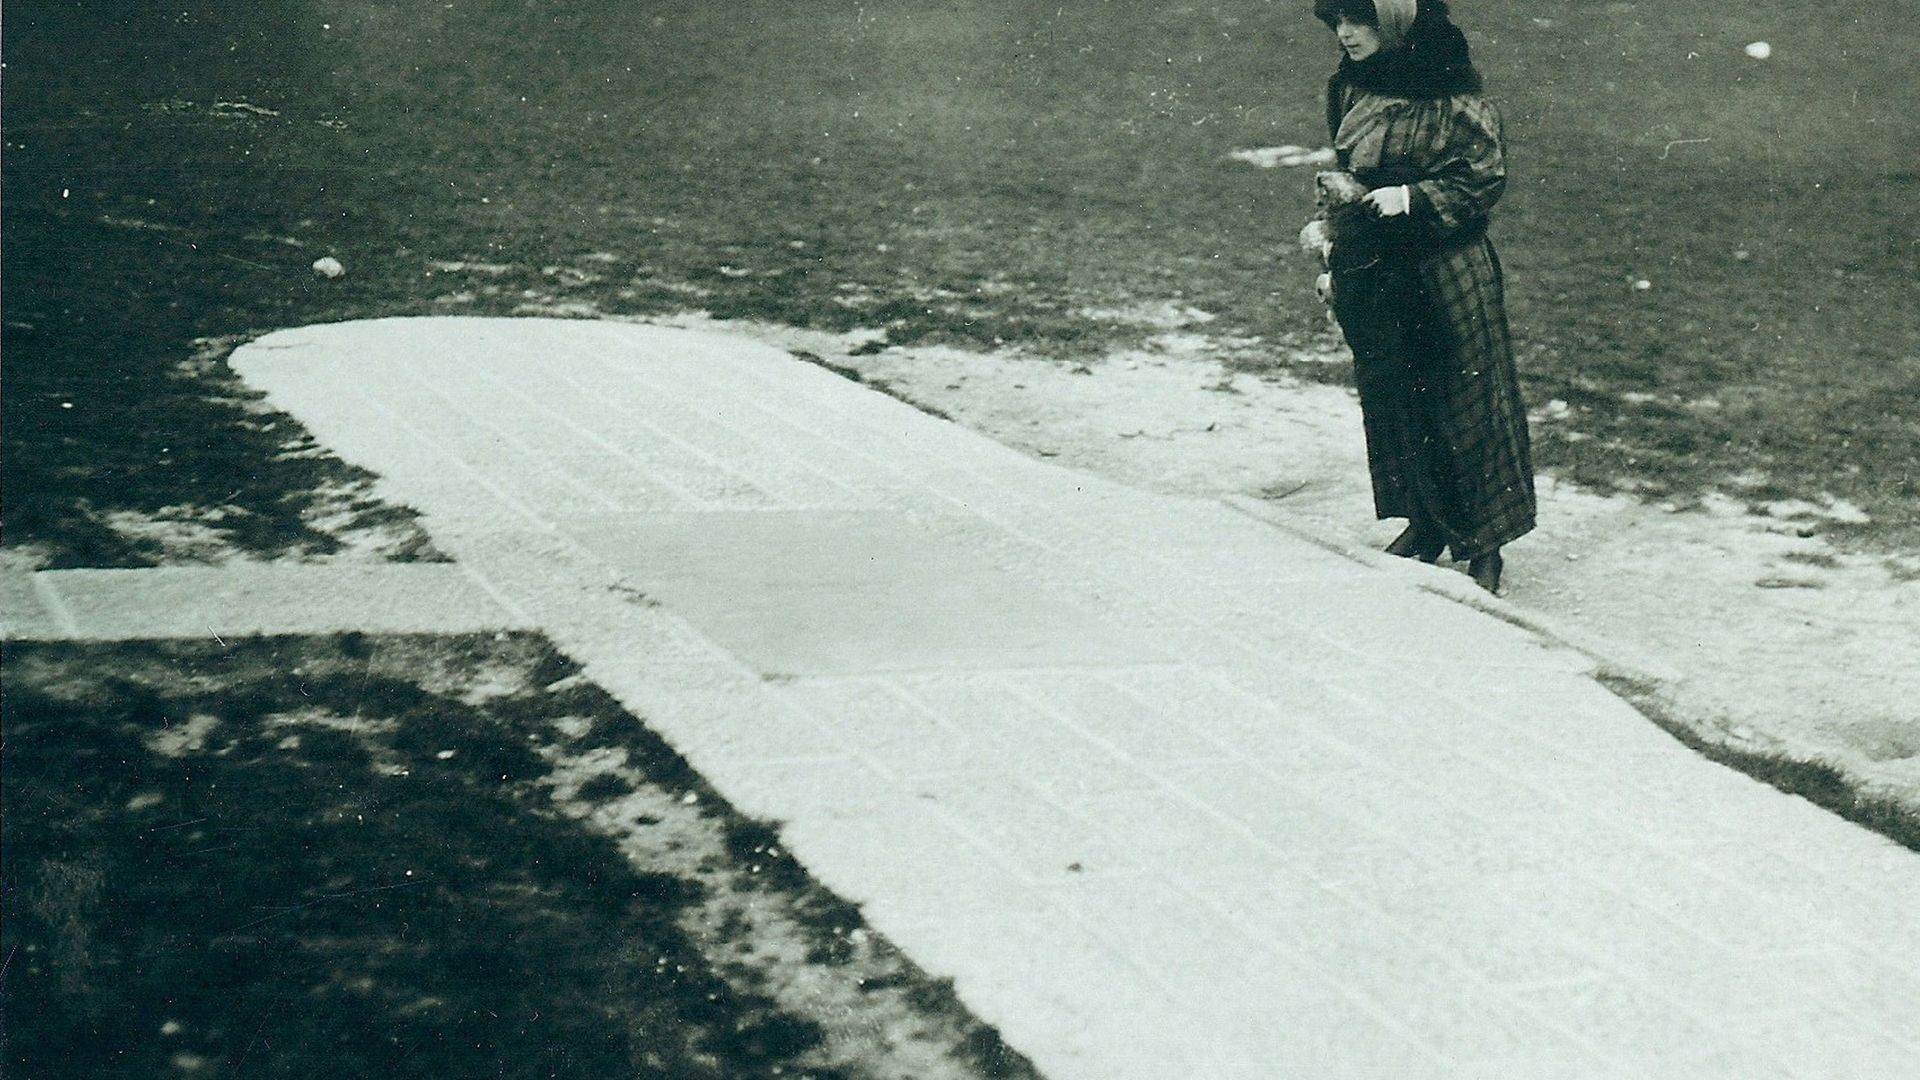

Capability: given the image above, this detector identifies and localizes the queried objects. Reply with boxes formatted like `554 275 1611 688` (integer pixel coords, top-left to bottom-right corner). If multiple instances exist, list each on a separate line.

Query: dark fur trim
1312 0 1376 28
1327 2 1482 100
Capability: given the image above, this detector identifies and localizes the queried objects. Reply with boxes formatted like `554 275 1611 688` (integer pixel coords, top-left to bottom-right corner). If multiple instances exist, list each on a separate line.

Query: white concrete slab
209 316 1920 1079
554 510 1169 675
20 562 528 640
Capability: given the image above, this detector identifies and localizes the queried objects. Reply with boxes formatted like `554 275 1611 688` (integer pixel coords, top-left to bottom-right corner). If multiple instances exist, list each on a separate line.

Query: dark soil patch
1 633 1038 1080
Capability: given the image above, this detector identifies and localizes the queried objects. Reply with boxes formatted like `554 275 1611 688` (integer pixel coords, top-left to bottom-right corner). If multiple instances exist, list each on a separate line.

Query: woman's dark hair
1313 0 1378 29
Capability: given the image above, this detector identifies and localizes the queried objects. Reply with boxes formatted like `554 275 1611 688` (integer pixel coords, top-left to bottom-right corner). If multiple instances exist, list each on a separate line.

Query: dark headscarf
1321 0 1482 101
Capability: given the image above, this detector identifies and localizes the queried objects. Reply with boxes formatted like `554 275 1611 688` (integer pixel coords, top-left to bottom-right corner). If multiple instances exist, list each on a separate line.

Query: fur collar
1329 10 1482 100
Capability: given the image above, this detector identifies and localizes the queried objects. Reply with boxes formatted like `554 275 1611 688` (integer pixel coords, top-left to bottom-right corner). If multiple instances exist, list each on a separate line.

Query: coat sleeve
1325 76 1349 143
1408 96 1506 238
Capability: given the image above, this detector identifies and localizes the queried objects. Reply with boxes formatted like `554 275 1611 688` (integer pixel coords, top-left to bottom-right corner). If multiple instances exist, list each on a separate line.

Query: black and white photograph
4 1 1917 1076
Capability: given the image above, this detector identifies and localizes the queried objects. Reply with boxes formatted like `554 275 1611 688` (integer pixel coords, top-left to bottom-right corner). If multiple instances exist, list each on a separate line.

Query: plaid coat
1325 81 1536 559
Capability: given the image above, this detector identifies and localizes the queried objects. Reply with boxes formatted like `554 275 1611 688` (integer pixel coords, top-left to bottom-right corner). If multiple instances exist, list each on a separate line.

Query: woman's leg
1407 241 1535 564
1385 521 1445 561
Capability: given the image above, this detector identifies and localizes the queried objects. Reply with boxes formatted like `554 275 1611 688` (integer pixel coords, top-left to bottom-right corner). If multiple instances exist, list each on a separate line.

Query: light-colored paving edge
2 562 529 641
20 316 1918 1080
1227 494 1920 846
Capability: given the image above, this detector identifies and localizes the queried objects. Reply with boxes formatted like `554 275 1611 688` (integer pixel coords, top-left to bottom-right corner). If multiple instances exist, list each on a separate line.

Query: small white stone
312 256 346 279
1632 278 1652 291
1744 41 1772 59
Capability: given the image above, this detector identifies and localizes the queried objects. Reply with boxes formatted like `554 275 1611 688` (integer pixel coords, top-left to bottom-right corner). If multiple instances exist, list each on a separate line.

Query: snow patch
1230 145 1337 169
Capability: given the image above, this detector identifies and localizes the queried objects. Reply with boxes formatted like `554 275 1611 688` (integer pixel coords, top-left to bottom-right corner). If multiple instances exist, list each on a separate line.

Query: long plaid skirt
1332 235 1535 559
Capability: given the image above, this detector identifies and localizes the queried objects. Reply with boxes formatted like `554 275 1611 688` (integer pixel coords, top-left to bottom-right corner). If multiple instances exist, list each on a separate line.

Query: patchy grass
6 0 1917 565
1 634 1038 1080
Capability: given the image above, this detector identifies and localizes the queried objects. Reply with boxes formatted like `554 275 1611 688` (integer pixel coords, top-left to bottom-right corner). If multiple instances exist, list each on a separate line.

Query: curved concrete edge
219 311 1920 848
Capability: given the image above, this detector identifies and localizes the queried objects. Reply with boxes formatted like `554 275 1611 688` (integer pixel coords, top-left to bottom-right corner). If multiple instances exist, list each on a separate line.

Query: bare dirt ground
666 311 1920 832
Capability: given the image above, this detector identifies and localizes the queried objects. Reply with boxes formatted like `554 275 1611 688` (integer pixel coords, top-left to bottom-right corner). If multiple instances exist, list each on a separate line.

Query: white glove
1363 184 1413 217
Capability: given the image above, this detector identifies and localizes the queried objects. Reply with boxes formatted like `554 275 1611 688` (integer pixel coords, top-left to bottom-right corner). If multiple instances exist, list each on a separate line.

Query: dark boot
1385 523 1445 563
1468 549 1503 594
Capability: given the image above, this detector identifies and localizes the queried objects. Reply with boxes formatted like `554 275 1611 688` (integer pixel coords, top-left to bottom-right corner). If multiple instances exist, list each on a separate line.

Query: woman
1312 0 1534 593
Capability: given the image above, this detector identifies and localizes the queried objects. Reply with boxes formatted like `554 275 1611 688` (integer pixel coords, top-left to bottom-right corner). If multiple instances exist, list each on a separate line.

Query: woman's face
1332 16 1382 61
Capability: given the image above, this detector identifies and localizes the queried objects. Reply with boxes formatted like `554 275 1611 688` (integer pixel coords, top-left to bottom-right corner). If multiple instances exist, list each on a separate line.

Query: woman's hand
1362 185 1413 217
1299 219 1333 262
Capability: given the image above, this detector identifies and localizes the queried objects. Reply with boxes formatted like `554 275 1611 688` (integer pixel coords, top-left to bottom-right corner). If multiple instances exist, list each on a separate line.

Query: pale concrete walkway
13 316 1918 1078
